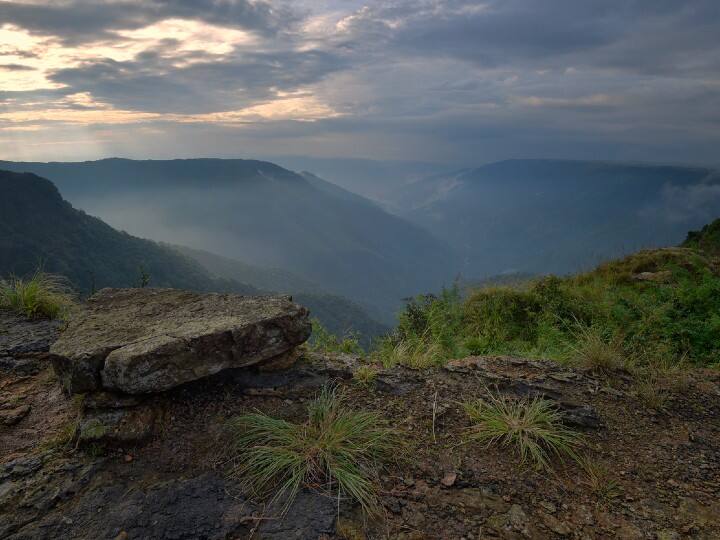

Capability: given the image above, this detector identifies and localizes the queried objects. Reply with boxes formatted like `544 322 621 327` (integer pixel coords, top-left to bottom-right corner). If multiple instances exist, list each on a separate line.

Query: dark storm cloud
49 48 344 113
342 0 720 76
0 63 35 71
0 0 292 43
2 0 720 164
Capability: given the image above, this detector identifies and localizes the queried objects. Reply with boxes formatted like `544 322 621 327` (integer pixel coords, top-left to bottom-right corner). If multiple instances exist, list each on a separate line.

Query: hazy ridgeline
2 157 719 329
0 159 455 324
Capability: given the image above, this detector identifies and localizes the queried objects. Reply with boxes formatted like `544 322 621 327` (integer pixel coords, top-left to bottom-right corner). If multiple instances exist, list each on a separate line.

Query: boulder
50 288 311 394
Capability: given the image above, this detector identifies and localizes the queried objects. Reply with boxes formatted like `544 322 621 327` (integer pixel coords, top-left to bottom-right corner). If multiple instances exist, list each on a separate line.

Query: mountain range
0 158 456 322
391 159 720 277
0 169 387 343
3 157 719 327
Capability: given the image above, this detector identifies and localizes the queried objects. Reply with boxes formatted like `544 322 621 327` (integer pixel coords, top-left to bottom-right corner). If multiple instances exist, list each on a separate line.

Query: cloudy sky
1 0 719 164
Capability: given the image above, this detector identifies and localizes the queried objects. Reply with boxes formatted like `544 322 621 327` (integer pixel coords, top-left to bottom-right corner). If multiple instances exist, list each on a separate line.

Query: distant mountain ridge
0 158 457 321
0 169 387 342
391 159 720 278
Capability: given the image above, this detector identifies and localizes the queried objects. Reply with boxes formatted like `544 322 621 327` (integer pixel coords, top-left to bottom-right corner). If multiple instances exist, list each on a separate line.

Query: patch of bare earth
2 352 719 539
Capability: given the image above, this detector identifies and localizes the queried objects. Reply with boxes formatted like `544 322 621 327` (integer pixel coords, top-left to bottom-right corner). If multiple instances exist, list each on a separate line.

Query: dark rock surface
50 288 311 394
2 457 336 540
0 310 62 375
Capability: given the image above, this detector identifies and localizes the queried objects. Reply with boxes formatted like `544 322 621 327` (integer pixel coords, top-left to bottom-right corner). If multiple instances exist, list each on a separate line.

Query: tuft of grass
579 457 622 502
0 271 74 319
353 365 378 387
227 385 398 515
463 391 582 470
633 375 668 410
570 326 626 373
374 336 445 369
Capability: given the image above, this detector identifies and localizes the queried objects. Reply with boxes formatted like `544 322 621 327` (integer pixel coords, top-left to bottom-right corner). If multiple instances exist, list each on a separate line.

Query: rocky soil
2 297 720 539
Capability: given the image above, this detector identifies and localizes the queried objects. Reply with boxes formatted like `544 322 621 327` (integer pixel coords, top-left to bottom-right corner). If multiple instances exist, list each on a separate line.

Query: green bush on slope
375 246 720 368
308 318 363 354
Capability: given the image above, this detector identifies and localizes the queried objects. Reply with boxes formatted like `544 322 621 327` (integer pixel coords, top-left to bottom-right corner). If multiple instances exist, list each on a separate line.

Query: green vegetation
633 376 669 410
0 271 74 319
464 391 582 470
579 457 622 502
227 385 398 515
569 326 626 373
137 264 151 288
376 246 720 369
352 365 378 387
683 218 720 256
374 286 464 368
309 318 363 354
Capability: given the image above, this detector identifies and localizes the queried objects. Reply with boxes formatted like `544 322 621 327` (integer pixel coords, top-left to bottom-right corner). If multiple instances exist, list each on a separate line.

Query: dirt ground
2 350 720 539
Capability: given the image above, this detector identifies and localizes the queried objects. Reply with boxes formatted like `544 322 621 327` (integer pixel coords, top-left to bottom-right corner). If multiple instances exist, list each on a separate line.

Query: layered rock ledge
50 288 311 394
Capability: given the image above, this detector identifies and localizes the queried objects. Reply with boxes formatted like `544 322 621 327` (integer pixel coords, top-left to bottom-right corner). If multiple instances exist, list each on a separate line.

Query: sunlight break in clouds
1 1 719 163
0 12 340 129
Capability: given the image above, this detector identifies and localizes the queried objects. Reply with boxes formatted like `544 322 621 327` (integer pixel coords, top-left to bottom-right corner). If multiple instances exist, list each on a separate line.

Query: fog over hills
0 159 457 322
264 156 454 204
386 159 720 277
5 157 719 320
0 168 388 341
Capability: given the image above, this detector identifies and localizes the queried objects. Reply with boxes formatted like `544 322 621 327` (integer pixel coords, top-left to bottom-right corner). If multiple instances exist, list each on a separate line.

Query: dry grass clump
579 457 622 502
633 375 669 410
464 391 582 470
570 326 626 373
353 365 379 387
375 338 444 369
227 385 398 515
0 271 74 319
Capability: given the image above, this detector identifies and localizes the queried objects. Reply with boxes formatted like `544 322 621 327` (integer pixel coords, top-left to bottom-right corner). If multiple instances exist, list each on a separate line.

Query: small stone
441 471 457 487
507 504 528 529
539 512 571 536
633 270 672 283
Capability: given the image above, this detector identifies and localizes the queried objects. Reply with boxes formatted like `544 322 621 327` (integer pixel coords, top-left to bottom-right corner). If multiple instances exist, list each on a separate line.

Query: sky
1 0 719 164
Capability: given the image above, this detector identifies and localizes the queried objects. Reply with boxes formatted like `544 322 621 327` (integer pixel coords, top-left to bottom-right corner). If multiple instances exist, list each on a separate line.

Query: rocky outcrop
0 310 62 376
0 455 337 540
50 288 311 394
1 311 63 427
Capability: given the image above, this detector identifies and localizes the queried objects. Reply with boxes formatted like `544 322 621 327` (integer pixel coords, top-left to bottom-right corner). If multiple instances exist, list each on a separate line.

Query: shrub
227 386 398 515
463 286 540 344
464 391 582 470
373 244 720 369
397 285 464 351
0 271 74 319
309 318 363 354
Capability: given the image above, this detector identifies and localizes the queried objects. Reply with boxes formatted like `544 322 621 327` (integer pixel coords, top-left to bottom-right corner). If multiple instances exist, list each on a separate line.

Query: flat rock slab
50 288 311 394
